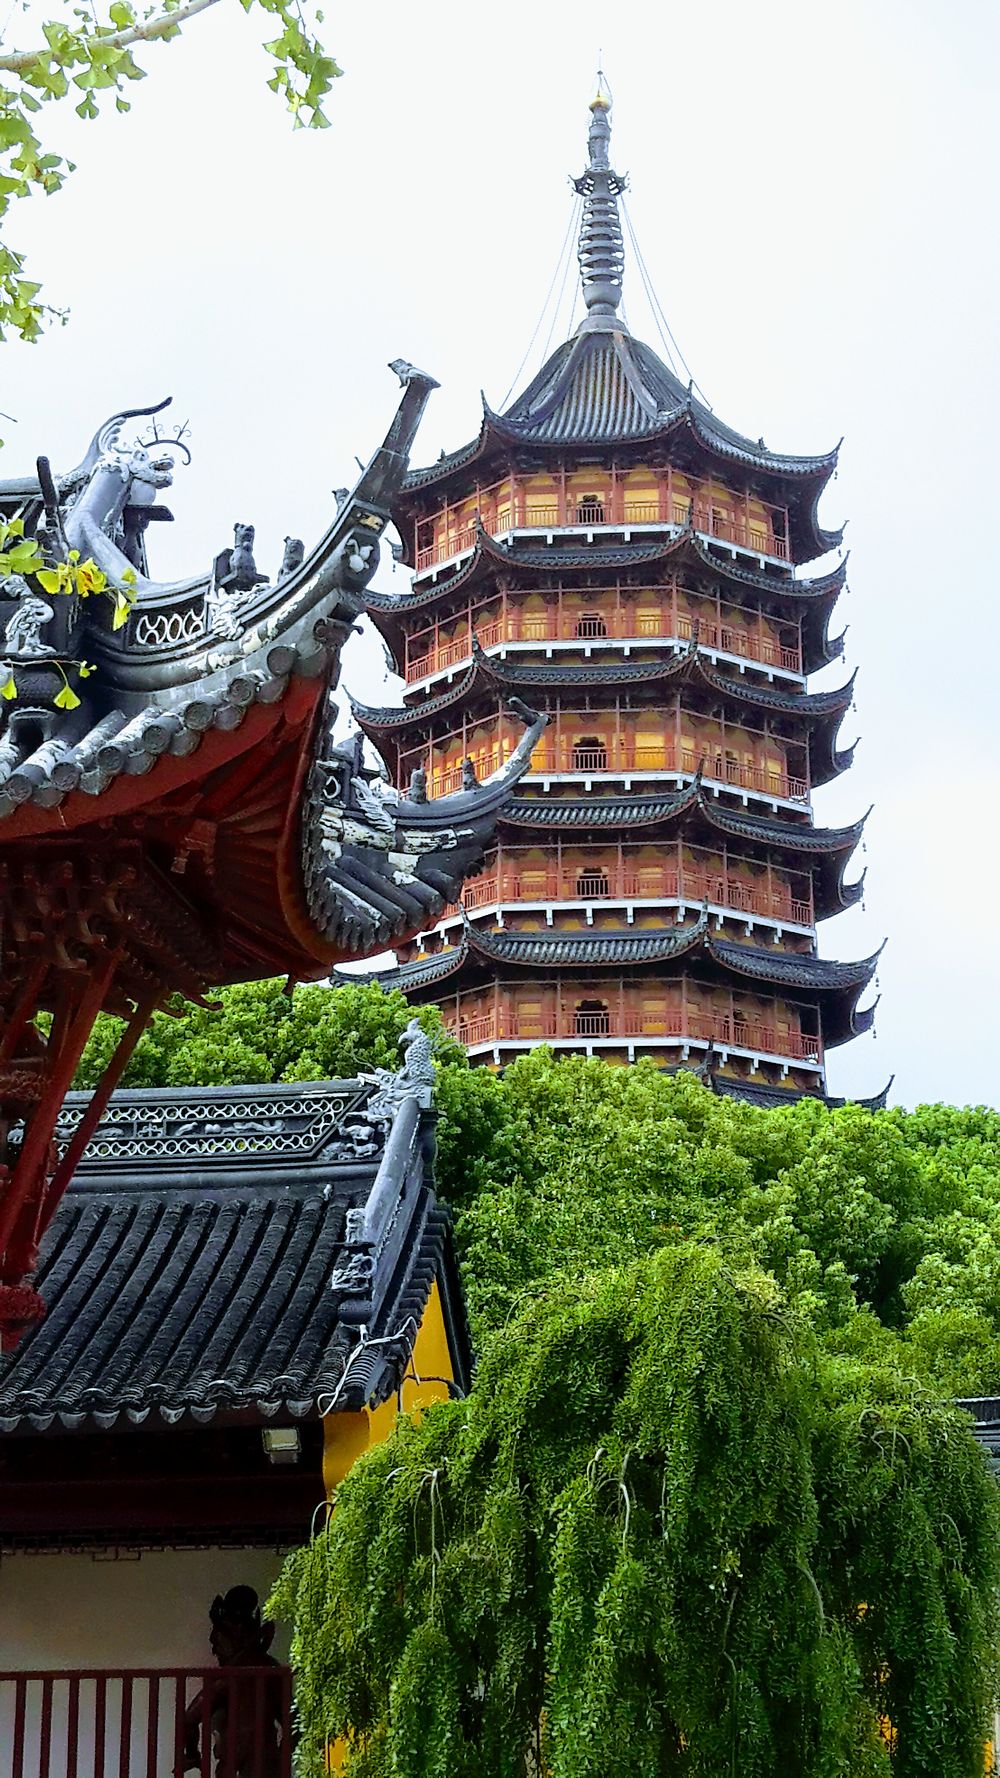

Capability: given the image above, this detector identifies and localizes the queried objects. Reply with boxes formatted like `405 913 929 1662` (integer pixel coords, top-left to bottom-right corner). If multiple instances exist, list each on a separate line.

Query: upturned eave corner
0 353 525 1350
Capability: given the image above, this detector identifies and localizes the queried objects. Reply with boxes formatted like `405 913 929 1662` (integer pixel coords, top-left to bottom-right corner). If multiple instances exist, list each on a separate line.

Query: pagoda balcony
455 848 813 930
423 739 808 807
403 589 803 686
441 992 822 1069
412 474 790 575
1 1664 293 1778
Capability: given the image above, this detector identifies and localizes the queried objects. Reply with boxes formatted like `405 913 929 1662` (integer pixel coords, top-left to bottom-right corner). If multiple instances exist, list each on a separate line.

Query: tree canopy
0 0 338 350
79 981 1000 1773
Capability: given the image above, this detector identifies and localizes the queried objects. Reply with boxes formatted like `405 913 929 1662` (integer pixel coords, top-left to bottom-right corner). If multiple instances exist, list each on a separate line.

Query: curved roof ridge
465 907 711 968
474 644 854 720
694 790 869 852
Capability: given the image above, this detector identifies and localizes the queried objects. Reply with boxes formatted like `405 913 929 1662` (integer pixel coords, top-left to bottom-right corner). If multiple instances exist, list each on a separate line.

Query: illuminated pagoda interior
356 83 881 1101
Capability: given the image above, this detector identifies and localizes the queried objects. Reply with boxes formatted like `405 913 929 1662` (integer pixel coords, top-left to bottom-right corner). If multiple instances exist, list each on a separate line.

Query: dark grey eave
373 917 883 1046
0 1078 471 1434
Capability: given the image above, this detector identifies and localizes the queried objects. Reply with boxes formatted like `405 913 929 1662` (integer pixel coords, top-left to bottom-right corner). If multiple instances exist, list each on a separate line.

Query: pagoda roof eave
699 1063 893 1112
350 640 856 734
498 788 869 921
366 532 846 682
500 786 867 851
401 330 838 491
372 917 883 1048
366 529 847 622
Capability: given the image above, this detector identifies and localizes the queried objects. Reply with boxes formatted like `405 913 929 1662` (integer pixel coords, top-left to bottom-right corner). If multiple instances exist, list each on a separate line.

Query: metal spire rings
573 77 627 327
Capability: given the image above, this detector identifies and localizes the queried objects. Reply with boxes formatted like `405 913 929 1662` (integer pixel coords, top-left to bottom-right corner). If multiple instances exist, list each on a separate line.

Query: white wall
0 1547 292 1776
0 1546 290 1669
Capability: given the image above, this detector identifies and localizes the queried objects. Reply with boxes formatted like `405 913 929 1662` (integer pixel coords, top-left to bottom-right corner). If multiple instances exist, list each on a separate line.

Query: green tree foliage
74 978 461 1089
81 984 1000 1771
0 0 339 349
273 1249 1000 1778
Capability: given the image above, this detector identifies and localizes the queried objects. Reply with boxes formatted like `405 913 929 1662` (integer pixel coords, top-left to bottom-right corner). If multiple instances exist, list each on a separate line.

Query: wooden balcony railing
427 743 808 803
459 864 812 926
449 1007 822 1063
1 1665 293 1778
414 497 788 573
404 603 801 684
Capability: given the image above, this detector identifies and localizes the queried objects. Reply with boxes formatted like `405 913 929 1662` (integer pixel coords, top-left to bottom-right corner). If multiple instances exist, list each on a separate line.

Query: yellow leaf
75 561 107 596
1 675 17 700
36 567 66 596
54 684 82 710
112 596 132 630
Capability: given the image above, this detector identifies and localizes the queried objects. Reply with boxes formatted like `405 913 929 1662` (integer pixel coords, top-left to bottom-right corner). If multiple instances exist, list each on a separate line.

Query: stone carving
229 523 268 592
279 536 305 578
1 583 56 658
329 1248 376 1294
54 1086 363 1165
361 1019 439 1121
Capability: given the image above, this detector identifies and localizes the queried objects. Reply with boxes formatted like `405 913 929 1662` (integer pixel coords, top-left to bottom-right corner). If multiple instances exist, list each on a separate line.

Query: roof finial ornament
574 70 627 332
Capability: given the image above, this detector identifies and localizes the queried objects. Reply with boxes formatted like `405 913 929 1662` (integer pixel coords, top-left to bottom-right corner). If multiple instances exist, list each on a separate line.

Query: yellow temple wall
321 1280 456 1497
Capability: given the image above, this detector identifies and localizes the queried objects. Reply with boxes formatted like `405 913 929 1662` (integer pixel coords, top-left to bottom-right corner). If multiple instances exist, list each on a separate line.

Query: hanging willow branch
272 1246 1000 1778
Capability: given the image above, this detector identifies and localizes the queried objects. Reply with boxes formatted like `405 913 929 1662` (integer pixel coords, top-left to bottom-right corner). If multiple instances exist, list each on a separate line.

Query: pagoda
355 87 880 1101
0 363 544 1346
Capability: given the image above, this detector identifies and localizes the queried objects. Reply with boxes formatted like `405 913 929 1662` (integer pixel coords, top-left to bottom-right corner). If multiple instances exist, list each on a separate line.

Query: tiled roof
467 919 707 968
0 1079 469 1433
491 333 839 477
351 645 853 733
366 532 846 615
0 371 439 827
375 920 882 1047
501 787 865 851
695 1066 893 1112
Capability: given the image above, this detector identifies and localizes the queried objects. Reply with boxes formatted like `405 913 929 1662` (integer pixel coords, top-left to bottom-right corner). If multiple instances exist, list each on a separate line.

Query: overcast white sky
2 0 997 1109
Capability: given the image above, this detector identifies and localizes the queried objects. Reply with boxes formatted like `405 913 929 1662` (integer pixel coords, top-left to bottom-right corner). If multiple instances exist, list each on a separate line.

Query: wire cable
537 192 583 372
621 196 714 409
498 194 582 411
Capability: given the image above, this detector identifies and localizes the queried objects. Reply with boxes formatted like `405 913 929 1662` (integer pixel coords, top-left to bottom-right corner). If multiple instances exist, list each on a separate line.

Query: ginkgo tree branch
0 0 339 364
0 0 221 71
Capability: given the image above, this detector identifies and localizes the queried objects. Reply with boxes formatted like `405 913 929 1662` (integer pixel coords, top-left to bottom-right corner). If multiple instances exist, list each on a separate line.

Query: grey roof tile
0 1080 468 1431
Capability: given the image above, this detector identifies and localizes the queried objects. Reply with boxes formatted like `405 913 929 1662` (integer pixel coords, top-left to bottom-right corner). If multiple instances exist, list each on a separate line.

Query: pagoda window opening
573 734 607 772
576 864 609 899
576 610 607 640
575 998 610 1037
576 494 605 525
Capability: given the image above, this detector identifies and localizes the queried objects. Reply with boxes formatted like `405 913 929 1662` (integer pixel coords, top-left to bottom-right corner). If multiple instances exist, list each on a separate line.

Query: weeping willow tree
273 1246 1000 1778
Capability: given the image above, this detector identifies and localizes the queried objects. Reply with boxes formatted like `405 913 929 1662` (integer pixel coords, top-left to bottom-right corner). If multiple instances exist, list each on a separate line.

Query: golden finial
591 65 612 112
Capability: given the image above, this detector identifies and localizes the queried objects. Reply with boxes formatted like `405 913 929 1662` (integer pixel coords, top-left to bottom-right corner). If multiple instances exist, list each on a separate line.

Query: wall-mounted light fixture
261 1426 301 1466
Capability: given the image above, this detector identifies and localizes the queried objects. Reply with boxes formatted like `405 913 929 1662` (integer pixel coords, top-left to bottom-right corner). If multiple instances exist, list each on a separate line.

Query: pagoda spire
573 72 628 331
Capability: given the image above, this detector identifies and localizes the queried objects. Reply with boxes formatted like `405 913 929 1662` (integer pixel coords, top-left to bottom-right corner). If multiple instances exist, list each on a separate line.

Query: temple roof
369 530 847 614
354 642 854 731
0 1073 470 1434
397 99 841 566
372 914 882 1047
500 786 864 847
486 331 839 479
688 1058 893 1112
0 372 436 828
0 367 547 981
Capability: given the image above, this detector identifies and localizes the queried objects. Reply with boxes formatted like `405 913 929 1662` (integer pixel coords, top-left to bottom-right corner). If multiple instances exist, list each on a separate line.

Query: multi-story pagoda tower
356 86 880 1101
